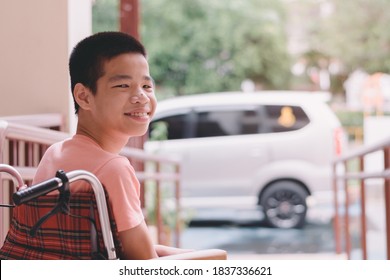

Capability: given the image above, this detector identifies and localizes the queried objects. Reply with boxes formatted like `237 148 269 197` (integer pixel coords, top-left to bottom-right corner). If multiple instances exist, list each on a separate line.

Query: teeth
128 112 148 117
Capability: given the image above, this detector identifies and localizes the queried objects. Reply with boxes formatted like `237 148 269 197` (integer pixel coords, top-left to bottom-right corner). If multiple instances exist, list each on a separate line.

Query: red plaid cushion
0 191 122 260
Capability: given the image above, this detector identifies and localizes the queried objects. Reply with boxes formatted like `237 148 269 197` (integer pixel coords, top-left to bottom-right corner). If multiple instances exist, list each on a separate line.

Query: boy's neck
76 124 129 154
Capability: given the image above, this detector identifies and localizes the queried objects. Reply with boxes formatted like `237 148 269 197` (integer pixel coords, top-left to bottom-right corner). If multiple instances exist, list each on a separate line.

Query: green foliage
91 0 390 98
313 0 390 75
144 174 193 231
92 0 119 33
149 121 168 141
335 110 364 127
140 0 292 96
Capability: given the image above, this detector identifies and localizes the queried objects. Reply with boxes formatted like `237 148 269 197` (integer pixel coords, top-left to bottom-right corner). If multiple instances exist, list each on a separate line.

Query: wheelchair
0 164 227 260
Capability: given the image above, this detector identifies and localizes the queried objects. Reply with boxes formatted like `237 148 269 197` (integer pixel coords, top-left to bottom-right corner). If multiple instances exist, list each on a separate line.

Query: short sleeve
98 157 144 232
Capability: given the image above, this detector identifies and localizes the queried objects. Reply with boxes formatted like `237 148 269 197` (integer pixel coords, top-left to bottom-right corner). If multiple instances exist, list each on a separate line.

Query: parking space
181 219 337 258
180 193 387 260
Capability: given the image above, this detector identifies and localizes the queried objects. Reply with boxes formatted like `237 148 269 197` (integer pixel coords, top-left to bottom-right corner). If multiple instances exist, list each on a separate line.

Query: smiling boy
32 32 190 259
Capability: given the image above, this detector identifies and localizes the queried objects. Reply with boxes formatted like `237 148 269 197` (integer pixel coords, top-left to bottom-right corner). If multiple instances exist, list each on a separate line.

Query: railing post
384 147 390 260
156 162 162 245
359 156 367 259
333 162 342 254
344 160 351 259
332 137 390 259
174 163 181 248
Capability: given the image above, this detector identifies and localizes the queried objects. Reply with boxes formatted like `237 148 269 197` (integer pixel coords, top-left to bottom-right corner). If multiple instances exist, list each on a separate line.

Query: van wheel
260 181 308 229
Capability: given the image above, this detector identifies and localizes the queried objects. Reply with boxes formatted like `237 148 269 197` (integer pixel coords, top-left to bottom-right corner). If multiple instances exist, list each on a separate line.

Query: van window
264 105 310 132
153 114 189 140
195 109 260 138
150 105 310 140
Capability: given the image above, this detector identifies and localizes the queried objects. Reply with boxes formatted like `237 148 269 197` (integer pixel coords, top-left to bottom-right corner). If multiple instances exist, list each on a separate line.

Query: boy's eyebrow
148 75 155 85
108 74 154 83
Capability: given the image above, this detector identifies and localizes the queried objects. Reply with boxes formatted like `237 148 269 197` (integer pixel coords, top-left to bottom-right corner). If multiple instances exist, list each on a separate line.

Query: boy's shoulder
45 134 125 165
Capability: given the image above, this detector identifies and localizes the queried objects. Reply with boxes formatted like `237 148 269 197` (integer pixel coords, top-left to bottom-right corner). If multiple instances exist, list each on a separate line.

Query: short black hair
69 32 147 114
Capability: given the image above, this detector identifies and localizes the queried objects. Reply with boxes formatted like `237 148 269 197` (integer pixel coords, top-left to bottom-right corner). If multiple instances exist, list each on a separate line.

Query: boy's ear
74 83 93 111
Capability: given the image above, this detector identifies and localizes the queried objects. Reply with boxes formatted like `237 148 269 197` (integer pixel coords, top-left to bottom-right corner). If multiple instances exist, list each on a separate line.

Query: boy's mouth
125 112 149 117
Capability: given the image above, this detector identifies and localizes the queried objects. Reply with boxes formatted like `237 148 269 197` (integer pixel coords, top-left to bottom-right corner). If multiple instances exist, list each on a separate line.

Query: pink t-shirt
32 134 144 232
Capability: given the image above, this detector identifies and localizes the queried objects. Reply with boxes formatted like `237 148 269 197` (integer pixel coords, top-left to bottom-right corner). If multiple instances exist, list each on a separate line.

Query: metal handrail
0 164 26 190
333 137 390 259
120 146 182 247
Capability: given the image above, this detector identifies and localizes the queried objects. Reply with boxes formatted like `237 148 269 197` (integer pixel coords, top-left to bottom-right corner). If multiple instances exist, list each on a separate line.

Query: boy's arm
154 244 194 257
117 220 194 259
118 220 158 259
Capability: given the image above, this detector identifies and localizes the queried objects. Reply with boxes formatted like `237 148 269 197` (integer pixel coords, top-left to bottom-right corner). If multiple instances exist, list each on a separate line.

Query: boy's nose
131 91 149 104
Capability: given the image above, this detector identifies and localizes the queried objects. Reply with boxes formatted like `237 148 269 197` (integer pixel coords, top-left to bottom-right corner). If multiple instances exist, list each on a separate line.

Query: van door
182 106 270 200
145 106 271 206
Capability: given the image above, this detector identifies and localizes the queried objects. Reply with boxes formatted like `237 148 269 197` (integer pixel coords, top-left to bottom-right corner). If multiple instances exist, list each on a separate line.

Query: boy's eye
114 84 129 88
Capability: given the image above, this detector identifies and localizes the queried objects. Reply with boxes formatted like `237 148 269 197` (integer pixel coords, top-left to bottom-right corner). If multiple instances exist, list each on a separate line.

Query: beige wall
0 0 92 244
0 0 92 132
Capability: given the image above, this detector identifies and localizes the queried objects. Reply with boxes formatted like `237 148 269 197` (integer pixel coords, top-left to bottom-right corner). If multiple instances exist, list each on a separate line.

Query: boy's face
89 53 157 138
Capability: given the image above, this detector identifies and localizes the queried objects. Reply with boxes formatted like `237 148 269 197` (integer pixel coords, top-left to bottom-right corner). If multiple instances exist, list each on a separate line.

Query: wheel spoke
261 183 308 228
293 204 305 214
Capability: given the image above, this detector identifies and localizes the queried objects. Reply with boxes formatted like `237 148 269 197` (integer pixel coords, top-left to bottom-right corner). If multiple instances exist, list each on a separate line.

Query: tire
260 181 308 229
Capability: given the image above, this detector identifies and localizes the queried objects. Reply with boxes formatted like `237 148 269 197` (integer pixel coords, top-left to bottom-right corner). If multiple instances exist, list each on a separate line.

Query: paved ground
181 219 341 259
180 191 387 260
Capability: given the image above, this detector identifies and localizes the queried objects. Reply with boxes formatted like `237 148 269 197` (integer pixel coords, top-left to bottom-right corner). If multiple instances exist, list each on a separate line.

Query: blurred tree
140 0 292 97
92 0 292 96
92 0 119 33
314 0 390 75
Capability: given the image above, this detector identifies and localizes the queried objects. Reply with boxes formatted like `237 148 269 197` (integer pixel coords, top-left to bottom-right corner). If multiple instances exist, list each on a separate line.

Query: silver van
145 91 344 228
